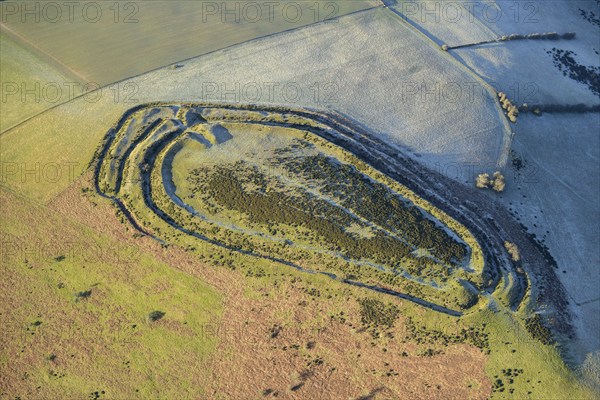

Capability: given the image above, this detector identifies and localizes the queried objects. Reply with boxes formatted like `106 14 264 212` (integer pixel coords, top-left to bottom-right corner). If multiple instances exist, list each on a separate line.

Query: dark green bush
148 310 165 322
74 290 92 301
525 314 554 345
358 298 399 329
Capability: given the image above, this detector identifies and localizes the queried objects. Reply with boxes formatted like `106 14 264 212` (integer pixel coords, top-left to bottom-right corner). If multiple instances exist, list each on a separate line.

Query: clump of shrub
520 103 600 115
498 32 575 42
358 298 399 329
504 242 521 262
418 348 443 357
270 325 282 339
475 171 506 192
498 92 519 123
404 317 490 353
492 378 506 393
74 290 92 302
547 48 600 96
525 314 554 345
147 310 165 322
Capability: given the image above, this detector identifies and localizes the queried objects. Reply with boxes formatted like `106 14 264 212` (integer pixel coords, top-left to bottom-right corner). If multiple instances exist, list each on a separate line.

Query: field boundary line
0 5 380 136
0 23 89 83
384 6 514 170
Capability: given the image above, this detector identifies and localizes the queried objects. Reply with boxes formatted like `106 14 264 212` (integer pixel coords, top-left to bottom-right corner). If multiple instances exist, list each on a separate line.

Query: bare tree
476 173 490 188
491 171 506 192
507 106 519 123
498 91 519 123
477 171 506 192
504 241 520 262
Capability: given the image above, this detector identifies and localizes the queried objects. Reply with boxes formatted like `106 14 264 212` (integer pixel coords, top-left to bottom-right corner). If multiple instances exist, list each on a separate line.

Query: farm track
92 102 572 335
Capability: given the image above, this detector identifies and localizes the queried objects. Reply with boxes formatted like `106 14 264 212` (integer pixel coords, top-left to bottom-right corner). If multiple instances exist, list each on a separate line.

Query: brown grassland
0 168 491 399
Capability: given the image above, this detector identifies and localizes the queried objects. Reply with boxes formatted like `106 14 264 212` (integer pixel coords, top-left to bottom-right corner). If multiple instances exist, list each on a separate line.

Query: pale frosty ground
507 112 600 363
3 7 509 196
129 7 509 172
396 0 600 363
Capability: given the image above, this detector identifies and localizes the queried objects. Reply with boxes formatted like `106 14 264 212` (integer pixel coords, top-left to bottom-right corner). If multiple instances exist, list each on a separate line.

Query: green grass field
0 188 223 398
0 96 130 202
0 34 84 132
1 1 375 87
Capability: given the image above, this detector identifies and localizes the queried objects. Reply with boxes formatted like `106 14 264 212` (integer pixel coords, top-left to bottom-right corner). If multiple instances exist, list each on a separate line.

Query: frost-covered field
397 0 600 104
1 7 509 201
131 7 509 171
507 112 600 362
393 0 600 363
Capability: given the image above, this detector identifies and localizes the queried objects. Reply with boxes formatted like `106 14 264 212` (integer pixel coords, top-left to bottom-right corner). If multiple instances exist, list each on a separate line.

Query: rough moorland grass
104 132 594 399
397 301 596 399
469 307 594 399
242 259 596 399
0 188 222 398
